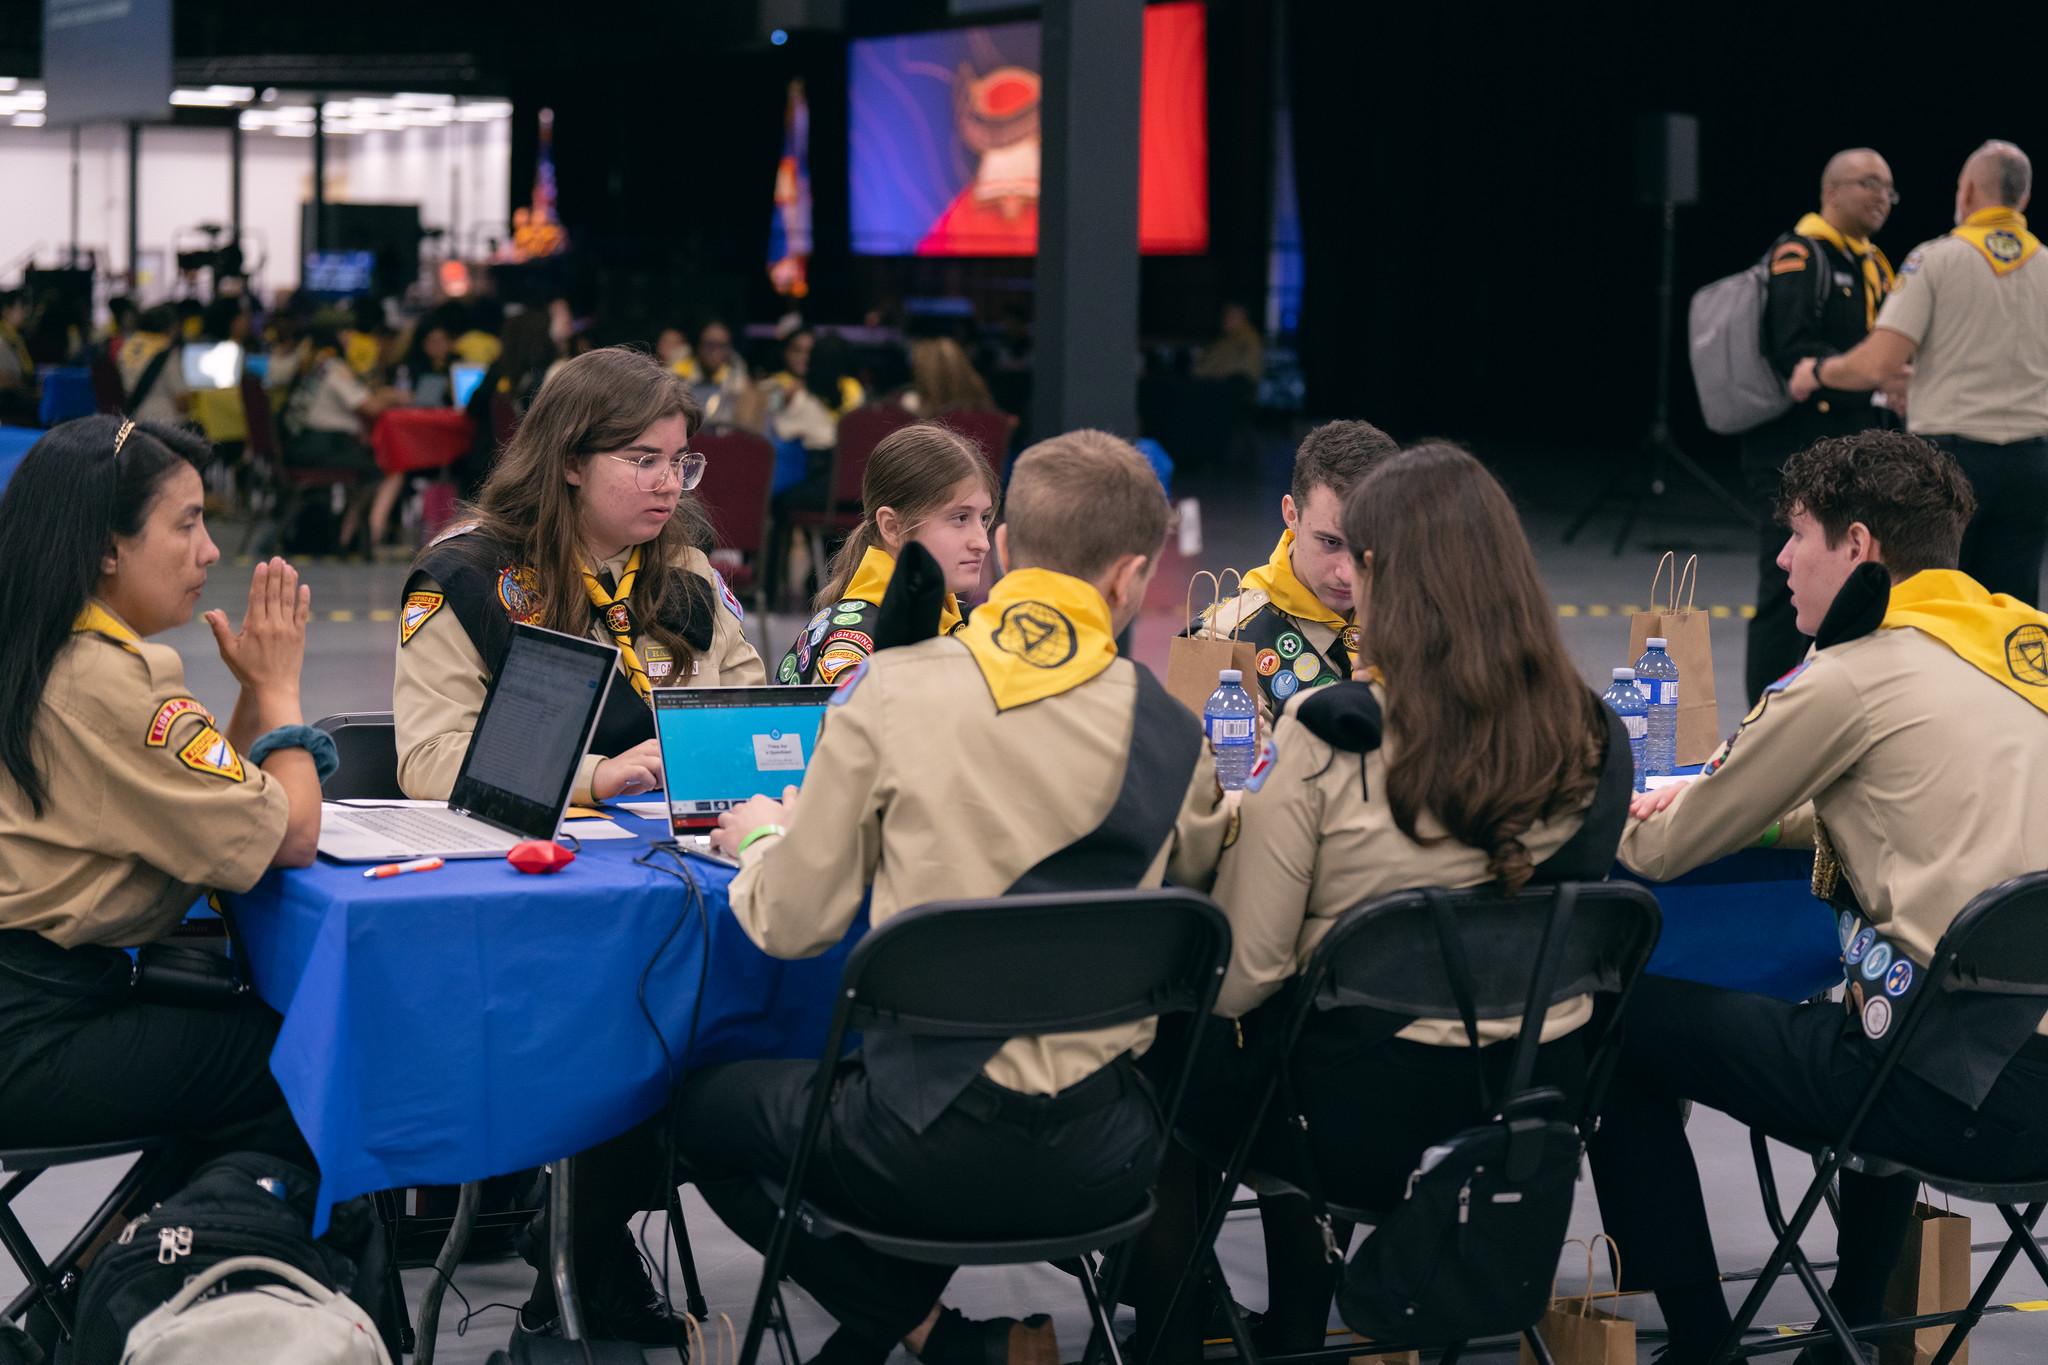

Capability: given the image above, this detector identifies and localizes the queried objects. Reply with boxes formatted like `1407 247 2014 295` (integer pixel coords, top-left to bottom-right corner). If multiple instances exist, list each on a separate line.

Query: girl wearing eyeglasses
394 347 765 813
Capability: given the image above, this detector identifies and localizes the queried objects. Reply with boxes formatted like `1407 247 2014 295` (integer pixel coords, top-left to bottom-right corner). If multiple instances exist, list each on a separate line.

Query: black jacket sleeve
1760 237 1835 378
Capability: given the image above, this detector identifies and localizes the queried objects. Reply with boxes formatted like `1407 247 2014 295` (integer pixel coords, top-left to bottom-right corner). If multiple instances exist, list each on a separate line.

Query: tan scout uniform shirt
731 640 1231 1096
393 544 765 803
1877 235 2048 444
1622 626 2048 1030
1210 685 1594 1044
0 622 288 949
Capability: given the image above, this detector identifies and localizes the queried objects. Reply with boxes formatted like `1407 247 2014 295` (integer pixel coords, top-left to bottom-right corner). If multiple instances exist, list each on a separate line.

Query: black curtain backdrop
1287 0 2048 451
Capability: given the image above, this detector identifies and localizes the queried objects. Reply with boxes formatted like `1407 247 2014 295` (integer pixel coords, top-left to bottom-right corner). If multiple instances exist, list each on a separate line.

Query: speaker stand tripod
1564 200 1758 556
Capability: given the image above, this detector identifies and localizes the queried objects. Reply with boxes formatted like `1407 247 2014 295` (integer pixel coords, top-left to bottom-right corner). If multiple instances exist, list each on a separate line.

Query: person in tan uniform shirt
1587 431 2048 1365
1796 140 2048 604
1128 443 1627 1364
392 347 763 811
671 431 1229 1365
0 417 324 1179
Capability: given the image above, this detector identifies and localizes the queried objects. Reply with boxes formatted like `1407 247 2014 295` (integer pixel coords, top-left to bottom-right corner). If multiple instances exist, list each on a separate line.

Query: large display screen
849 2 1208 257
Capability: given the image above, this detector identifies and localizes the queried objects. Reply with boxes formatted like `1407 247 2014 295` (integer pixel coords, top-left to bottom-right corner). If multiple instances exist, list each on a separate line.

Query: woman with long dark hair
775 423 999 684
1128 443 1630 1360
0 415 324 1175
395 346 765 807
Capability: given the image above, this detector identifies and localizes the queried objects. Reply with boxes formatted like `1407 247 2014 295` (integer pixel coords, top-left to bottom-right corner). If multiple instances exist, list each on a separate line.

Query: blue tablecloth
0 425 41 490
229 812 860 1232
1629 847 1838 1001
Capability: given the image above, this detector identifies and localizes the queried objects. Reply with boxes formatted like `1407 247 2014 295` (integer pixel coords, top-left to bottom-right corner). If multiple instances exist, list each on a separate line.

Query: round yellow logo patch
992 601 1078 669
2008 623 2048 687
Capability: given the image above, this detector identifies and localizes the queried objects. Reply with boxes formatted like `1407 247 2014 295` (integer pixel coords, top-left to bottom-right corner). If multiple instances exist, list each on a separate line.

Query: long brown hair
909 337 995 414
816 423 1001 608
1345 443 1604 895
431 347 712 670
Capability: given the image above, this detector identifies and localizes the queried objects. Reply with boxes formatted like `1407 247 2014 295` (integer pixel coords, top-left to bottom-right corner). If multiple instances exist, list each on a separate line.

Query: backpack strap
126 347 173 412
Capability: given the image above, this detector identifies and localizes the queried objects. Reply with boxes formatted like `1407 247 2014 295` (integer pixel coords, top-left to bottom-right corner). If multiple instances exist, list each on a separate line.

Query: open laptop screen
652 686 836 832
452 623 618 838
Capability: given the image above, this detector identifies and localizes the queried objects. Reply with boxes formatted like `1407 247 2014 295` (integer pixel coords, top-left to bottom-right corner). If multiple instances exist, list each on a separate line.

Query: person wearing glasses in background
391 347 764 1350
1740 149 1901 704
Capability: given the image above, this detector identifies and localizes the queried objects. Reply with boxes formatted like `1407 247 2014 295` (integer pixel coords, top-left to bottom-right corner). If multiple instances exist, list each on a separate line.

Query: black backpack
1326 888 1594 1345
62 1153 357 1365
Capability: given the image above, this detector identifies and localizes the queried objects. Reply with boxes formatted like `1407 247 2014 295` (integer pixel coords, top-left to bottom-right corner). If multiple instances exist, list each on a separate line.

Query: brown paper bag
1165 570 1262 716
1880 1198 1972 1365
1519 1235 1636 1365
1628 553 1720 767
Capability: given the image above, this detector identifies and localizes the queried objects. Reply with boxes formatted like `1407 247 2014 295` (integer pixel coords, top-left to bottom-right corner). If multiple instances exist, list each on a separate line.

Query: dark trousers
1587 975 2048 1356
674 1054 1163 1356
1127 1005 1587 1361
1741 445 1808 705
1927 434 2048 607
0 993 314 1179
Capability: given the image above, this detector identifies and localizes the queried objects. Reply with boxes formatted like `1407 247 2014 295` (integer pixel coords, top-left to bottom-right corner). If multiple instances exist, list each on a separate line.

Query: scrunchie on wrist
245 724 340 784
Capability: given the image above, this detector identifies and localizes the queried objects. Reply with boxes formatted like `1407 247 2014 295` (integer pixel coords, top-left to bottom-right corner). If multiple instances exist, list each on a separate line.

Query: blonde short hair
1004 429 1169 580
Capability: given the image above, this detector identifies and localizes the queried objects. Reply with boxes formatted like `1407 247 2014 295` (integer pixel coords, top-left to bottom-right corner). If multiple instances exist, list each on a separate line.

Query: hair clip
113 420 136 454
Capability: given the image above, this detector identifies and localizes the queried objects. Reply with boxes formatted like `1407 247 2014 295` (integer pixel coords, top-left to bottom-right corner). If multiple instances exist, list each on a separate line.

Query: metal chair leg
0 1196 70 1338
1522 1325 1558 1365
1076 1251 1127 1365
666 1184 710 1321
1710 1131 1862 1365
1203 1249 1261 1365
769 1287 801 1365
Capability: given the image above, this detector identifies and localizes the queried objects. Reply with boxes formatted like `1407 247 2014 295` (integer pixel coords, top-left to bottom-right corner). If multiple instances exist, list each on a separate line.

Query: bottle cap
1613 667 1635 679
1219 669 1243 683
1646 637 1667 649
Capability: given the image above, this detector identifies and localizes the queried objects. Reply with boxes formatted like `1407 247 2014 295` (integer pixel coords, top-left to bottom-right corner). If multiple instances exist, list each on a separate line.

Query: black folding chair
1142 880 1662 1365
1712 870 2048 1365
1 1137 184 1349
736 888 1233 1365
313 711 403 801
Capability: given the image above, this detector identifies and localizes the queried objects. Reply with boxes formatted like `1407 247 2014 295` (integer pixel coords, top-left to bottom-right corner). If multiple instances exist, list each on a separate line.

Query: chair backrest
1304 881 1663 1023
238 372 279 462
89 353 126 415
843 889 1230 1039
693 427 777 556
489 390 519 447
312 712 403 801
831 404 915 506
935 408 1017 482
1936 871 2048 997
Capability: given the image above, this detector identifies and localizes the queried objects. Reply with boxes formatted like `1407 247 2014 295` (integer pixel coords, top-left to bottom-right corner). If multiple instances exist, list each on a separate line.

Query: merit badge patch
817 647 865 684
497 565 543 624
1861 994 1892 1040
808 608 831 633
796 637 814 672
1272 669 1299 699
145 698 214 747
828 658 870 705
715 568 746 623
1292 653 1322 683
1255 649 1281 677
778 654 800 683
1275 632 1303 660
399 591 444 645
2007 623 2048 687
809 617 831 646
1860 941 1893 982
992 601 1079 669
1885 957 1915 998
642 644 674 679
177 726 246 782
1845 926 1876 966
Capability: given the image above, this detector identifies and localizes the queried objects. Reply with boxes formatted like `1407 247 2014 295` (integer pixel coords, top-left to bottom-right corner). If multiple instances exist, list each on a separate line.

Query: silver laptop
318 623 618 862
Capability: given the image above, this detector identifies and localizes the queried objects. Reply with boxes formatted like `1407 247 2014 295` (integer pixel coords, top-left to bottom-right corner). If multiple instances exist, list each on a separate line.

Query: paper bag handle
1675 554 1699 613
1185 571 1220 637
1218 568 1244 640
1649 552 1677 614
1549 1234 1624 1315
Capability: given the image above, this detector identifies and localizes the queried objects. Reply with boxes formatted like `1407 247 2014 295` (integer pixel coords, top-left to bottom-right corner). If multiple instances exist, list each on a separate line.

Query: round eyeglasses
605 451 707 491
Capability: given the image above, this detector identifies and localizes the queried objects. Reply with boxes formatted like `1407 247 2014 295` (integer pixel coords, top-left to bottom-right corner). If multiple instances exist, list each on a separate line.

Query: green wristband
1757 822 1782 849
735 824 786 856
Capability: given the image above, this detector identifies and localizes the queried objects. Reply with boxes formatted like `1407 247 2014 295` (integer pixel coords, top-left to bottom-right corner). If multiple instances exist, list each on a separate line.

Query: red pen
363 857 445 879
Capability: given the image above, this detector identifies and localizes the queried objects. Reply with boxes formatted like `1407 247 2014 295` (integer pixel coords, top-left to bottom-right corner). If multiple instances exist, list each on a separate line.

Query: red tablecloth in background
371 407 475 474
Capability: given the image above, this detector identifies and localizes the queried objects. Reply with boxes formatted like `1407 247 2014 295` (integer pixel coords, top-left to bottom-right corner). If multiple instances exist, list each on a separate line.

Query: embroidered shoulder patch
145 698 215 747
714 568 746 624
399 591 444 645
828 658 870 705
177 726 247 782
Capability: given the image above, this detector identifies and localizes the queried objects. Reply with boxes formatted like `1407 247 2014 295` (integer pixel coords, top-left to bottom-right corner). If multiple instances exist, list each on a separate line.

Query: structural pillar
1031 0 1144 441
126 121 140 286
311 92 327 253
68 125 80 267
230 120 244 244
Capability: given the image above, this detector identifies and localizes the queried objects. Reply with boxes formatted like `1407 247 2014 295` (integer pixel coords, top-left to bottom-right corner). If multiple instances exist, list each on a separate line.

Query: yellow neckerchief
958 568 1119 711
1951 206 2041 277
0 320 30 377
1794 212 1896 328
1880 569 2048 716
844 545 963 635
72 601 142 655
581 546 653 701
1240 530 1350 631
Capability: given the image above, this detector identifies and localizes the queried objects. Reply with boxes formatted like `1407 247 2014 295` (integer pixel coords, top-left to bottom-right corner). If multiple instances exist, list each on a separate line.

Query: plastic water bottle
1205 669 1259 791
1601 668 1649 793
1634 638 1680 779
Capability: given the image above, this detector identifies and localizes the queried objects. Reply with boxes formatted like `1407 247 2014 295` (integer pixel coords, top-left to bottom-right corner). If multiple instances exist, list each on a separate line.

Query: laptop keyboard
336 807 520 849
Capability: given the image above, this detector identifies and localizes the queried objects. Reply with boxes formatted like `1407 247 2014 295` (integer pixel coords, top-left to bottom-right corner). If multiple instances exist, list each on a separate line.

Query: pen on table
364 857 445 879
